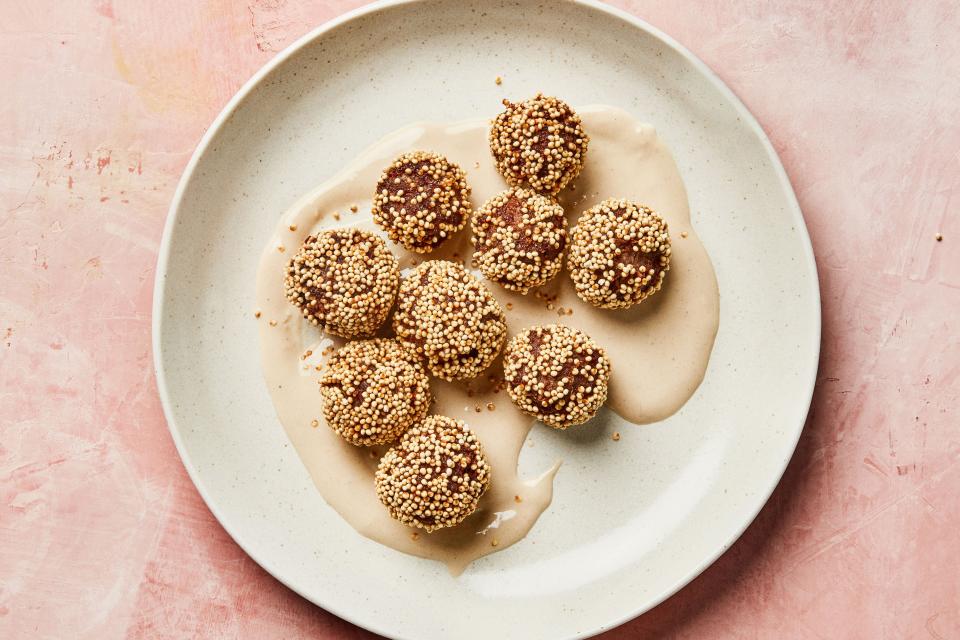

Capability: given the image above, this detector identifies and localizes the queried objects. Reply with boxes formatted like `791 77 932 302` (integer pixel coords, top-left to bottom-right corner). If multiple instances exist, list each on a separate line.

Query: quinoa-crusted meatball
503 324 611 429
472 187 568 294
319 339 431 447
393 260 507 381
489 94 588 196
568 199 671 309
284 229 399 337
372 151 471 253
375 415 491 531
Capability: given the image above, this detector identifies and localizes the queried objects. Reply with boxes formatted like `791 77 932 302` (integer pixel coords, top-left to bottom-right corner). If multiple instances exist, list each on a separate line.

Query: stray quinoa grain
489 94 588 195
375 415 491 531
283 228 399 337
319 339 431 446
503 324 611 429
568 198 671 309
393 260 507 380
472 187 568 293
372 151 471 253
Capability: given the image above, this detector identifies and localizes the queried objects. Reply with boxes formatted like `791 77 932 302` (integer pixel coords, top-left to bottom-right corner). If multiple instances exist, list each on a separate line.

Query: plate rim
151 1 822 637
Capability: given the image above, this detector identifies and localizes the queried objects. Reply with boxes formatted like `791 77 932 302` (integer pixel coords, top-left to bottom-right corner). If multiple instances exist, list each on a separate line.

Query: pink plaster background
2 1 958 638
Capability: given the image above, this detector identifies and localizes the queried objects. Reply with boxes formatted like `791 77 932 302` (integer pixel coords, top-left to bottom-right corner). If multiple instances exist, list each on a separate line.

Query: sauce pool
254 106 719 575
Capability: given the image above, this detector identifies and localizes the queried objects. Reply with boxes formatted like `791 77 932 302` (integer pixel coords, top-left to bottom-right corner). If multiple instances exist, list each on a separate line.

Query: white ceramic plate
153 1 820 638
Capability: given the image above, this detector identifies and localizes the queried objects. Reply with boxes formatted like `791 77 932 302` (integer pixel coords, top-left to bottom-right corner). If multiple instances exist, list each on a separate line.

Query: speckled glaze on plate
152 1 820 639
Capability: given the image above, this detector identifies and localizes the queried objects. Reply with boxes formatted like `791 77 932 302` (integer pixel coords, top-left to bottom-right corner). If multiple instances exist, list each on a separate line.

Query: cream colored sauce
255 106 719 575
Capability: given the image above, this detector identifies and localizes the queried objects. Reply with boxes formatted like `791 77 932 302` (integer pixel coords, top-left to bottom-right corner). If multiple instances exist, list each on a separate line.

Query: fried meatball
489 94 588 195
375 415 491 531
284 228 399 337
393 260 507 381
472 187 567 293
503 324 611 429
319 339 431 446
568 198 671 309
372 151 471 253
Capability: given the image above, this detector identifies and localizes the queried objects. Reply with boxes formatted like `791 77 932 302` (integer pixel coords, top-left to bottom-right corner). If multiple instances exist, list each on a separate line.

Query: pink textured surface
2 1 958 638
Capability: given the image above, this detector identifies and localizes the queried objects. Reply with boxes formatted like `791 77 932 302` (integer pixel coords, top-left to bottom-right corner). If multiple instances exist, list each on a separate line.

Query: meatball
503 324 611 429
568 198 671 309
472 187 567 294
393 260 507 381
375 415 491 531
284 228 399 337
489 94 588 195
372 150 471 253
319 339 431 447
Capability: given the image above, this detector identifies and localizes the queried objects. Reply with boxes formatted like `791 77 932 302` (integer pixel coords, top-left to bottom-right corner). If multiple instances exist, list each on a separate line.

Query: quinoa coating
471 187 568 294
372 151 472 253
489 93 588 196
568 198 671 309
319 339 431 446
284 229 399 337
393 260 507 381
503 324 611 429
375 415 491 531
